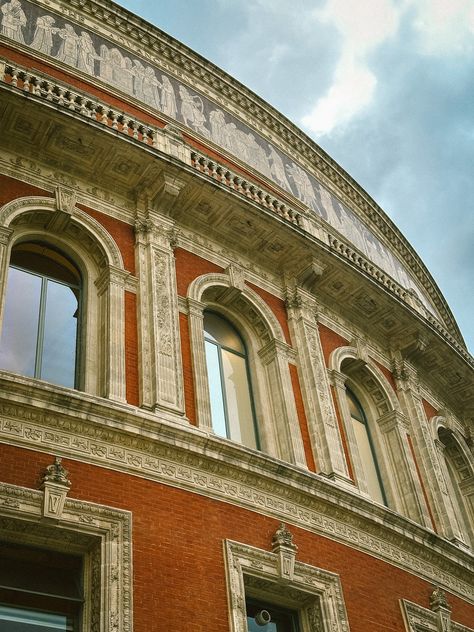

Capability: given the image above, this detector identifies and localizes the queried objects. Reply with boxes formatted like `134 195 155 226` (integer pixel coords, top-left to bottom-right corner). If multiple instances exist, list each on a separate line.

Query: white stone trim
400 597 473 632
328 346 433 526
224 538 350 632
186 270 307 467
134 215 186 416
0 195 128 401
285 288 351 483
0 481 132 632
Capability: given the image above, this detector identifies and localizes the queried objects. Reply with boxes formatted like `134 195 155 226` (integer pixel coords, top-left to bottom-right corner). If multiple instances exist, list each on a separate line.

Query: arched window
345 388 387 506
437 426 473 548
203 311 259 449
0 242 81 389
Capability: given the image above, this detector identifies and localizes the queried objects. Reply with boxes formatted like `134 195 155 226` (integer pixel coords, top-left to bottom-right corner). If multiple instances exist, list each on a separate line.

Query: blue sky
117 0 473 352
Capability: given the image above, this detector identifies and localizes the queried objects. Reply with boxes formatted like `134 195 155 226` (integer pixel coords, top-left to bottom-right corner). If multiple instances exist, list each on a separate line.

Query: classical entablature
0 0 464 343
0 0 472 420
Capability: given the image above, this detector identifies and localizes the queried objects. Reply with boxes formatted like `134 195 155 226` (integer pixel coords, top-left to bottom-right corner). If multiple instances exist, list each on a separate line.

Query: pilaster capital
258 339 296 366
377 409 409 433
187 297 206 319
328 368 347 389
284 285 319 322
95 265 130 294
0 226 14 245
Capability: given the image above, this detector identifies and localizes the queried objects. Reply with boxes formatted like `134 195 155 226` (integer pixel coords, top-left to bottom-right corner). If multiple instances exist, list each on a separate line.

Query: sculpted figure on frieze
56 23 80 66
30 15 58 55
1 0 26 43
160 75 177 118
179 85 209 137
143 65 161 109
98 44 113 83
77 31 99 75
268 144 291 190
286 161 317 208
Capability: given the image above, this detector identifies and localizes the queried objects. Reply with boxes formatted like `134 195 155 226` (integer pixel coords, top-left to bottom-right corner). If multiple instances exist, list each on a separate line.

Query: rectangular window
246 598 300 632
0 542 83 632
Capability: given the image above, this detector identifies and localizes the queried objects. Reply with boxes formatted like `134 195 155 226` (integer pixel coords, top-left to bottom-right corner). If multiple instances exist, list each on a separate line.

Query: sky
116 0 474 353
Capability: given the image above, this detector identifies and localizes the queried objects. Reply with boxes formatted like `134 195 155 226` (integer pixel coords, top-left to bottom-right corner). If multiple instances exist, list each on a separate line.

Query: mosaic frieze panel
0 0 436 315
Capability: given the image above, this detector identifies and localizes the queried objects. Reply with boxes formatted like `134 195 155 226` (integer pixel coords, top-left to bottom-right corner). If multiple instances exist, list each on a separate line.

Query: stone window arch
433 417 474 549
0 191 129 401
329 345 429 522
187 267 306 467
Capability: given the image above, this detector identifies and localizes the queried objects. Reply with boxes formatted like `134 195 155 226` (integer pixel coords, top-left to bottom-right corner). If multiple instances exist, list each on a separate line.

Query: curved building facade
0 1 473 631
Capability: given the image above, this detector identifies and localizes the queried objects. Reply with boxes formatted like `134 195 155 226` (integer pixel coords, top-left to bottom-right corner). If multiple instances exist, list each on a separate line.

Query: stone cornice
0 0 464 344
0 372 472 602
1 58 471 375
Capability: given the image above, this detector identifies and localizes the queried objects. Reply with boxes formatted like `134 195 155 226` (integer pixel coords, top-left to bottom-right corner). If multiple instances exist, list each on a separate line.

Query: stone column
135 215 185 418
258 339 307 468
286 288 351 482
186 297 213 430
95 265 129 403
0 226 14 329
393 360 465 542
377 409 432 525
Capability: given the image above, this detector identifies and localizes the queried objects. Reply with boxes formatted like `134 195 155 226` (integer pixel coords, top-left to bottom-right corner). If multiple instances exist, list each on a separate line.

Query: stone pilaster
377 409 432 525
286 288 351 482
393 359 466 542
135 214 185 418
258 338 307 468
0 226 14 330
95 265 129 403
186 297 212 430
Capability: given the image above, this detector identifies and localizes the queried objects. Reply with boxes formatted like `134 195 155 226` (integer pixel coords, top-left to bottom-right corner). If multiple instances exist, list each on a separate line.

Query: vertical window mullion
216 342 231 439
34 276 48 379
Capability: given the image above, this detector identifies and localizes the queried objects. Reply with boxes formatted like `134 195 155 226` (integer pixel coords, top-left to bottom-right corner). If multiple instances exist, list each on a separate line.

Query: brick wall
0 443 472 632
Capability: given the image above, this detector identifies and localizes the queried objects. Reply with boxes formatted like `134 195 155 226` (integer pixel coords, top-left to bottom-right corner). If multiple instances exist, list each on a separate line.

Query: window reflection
346 388 387 505
0 243 81 388
204 312 259 449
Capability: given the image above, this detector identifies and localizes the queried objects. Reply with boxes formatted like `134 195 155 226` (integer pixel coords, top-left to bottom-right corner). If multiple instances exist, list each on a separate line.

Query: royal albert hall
0 1 472 631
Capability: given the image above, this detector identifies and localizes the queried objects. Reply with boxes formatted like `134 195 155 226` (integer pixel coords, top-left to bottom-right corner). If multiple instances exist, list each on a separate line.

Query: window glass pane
351 417 385 504
221 349 258 449
247 616 278 632
0 267 42 377
346 390 363 421
41 280 78 388
203 312 245 353
205 340 227 438
246 599 299 632
0 605 72 631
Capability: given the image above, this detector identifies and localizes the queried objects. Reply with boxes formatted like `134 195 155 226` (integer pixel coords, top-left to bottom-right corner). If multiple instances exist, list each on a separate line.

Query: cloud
408 0 474 55
301 0 401 135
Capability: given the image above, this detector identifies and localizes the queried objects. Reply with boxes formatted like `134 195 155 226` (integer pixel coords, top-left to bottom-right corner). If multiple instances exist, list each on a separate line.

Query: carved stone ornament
430 587 451 613
40 456 71 521
400 596 474 632
42 456 71 487
55 185 76 215
272 522 297 551
271 523 298 581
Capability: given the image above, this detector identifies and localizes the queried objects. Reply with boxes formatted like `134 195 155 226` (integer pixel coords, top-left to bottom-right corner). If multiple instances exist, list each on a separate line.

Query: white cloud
301 0 401 136
408 0 474 55
301 54 377 135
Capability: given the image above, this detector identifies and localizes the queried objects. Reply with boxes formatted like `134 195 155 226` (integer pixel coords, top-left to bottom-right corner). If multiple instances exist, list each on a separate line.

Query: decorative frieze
0 393 472 603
